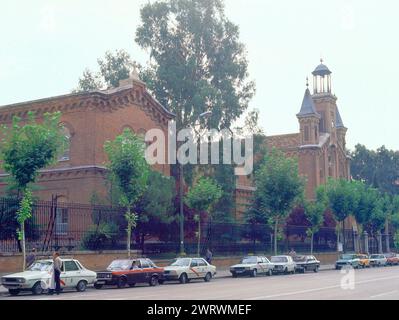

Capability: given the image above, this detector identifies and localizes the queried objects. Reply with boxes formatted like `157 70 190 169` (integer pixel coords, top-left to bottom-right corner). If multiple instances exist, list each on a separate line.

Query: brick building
235 60 351 218
0 70 174 204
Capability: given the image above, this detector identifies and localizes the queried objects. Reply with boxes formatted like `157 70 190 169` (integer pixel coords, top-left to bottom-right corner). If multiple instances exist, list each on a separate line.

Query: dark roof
297 88 320 118
312 63 332 77
335 107 345 128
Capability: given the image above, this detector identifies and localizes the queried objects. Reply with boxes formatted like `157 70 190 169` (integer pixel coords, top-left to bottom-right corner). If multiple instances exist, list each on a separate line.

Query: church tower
297 79 321 145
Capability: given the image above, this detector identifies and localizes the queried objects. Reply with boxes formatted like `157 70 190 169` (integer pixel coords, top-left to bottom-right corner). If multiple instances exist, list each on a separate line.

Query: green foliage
81 222 119 251
185 177 222 213
104 128 150 208
74 49 133 92
304 187 328 235
16 190 33 237
0 112 66 190
324 178 361 222
137 170 176 225
136 0 255 130
350 144 399 195
253 148 305 225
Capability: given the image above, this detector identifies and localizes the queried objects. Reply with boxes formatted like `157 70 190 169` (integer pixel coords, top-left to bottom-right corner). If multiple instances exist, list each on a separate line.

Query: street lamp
179 111 212 256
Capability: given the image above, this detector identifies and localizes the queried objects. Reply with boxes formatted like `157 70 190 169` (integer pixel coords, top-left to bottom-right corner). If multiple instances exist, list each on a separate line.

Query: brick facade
0 75 174 204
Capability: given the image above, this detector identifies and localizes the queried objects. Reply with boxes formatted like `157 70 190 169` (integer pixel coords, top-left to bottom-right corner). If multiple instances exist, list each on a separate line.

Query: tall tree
136 0 255 130
0 112 66 270
185 177 222 256
324 179 361 252
303 187 327 254
252 148 305 255
104 129 150 258
74 49 133 92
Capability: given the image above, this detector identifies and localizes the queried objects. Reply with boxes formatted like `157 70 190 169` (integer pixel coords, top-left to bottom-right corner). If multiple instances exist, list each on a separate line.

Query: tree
324 179 361 252
74 49 133 92
185 177 222 256
350 144 399 195
252 148 305 255
104 129 150 258
135 170 176 251
136 0 255 130
0 112 65 270
303 187 327 254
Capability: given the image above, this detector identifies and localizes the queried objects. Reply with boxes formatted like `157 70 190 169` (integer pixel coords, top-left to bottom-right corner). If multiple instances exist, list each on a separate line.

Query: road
1 267 399 300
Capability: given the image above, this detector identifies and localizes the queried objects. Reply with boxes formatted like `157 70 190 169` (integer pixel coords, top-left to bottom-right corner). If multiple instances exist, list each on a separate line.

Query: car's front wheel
314 266 319 273
250 269 257 278
94 283 103 289
32 282 44 295
204 272 212 282
149 276 159 287
117 277 127 288
268 269 273 276
179 273 188 284
76 280 87 292
8 289 20 296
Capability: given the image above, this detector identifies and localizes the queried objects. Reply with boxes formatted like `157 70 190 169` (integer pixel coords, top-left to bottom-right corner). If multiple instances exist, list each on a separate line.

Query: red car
384 253 399 266
94 258 164 289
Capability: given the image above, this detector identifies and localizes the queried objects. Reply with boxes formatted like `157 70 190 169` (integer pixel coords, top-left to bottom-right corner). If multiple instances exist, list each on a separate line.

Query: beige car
163 258 216 284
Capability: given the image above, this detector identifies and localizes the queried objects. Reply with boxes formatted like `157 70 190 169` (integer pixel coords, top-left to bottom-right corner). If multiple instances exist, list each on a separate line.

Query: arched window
59 126 71 161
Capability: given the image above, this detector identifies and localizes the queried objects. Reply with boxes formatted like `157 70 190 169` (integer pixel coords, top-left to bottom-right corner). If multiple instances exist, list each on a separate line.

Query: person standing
205 248 213 264
52 252 63 295
25 248 36 268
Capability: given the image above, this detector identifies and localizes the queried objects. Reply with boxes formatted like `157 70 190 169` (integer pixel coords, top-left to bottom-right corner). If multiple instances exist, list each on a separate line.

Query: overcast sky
1 0 398 151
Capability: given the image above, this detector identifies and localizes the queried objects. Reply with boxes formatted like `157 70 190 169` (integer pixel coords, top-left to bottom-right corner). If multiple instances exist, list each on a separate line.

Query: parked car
230 256 274 278
356 254 370 268
335 254 360 270
293 255 320 273
1 259 96 296
94 258 164 289
163 257 216 284
384 253 399 266
369 254 388 267
270 256 296 274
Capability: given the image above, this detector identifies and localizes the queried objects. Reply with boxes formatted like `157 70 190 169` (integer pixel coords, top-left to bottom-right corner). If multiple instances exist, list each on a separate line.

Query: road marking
370 290 398 299
246 275 399 300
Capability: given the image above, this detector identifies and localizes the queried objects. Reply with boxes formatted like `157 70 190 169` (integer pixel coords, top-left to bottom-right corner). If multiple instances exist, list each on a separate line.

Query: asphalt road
1 266 399 300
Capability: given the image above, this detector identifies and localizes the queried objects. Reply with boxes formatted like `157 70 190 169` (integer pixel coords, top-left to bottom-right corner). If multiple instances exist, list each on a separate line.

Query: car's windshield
293 256 306 262
171 258 191 267
241 257 258 264
28 261 52 271
370 255 380 259
107 260 132 271
271 256 288 263
341 254 355 260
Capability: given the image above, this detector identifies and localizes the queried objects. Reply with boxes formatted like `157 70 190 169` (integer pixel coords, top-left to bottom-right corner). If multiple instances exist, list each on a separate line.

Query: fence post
377 231 383 254
364 231 369 255
353 231 358 253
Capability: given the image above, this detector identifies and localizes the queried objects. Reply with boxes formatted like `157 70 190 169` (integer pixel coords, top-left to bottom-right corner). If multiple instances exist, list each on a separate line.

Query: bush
81 222 119 251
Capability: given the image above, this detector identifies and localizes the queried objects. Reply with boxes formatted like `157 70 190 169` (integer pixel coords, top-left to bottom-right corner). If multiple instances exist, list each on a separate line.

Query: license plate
96 281 106 284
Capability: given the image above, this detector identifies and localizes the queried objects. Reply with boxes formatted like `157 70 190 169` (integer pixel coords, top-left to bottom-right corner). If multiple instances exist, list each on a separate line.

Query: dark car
94 258 164 289
293 255 320 273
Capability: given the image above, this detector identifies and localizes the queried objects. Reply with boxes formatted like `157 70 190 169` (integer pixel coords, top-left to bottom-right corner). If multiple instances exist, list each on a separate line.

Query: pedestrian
26 248 36 269
205 248 213 264
49 252 62 295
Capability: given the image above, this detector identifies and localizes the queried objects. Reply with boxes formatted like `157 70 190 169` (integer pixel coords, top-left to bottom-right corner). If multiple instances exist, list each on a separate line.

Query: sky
0 0 398 151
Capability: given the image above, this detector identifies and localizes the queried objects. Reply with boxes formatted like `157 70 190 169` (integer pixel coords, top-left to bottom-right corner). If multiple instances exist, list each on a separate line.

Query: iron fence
0 197 396 256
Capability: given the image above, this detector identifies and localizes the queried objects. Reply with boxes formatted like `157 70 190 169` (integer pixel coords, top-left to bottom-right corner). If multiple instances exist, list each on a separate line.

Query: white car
369 254 388 267
1 259 97 296
230 256 274 278
163 257 216 284
271 255 296 274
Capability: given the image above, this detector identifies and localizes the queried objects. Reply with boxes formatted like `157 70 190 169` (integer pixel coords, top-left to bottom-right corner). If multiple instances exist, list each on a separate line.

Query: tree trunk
21 222 26 271
197 218 201 257
126 207 131 259
310 232 314 255
274 218 279 256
